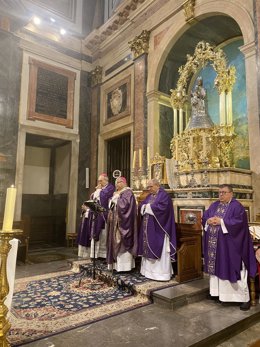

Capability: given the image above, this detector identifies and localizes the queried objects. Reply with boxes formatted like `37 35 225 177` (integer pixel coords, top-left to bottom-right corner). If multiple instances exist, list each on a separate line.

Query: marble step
152 278 260 347
152 277 210 309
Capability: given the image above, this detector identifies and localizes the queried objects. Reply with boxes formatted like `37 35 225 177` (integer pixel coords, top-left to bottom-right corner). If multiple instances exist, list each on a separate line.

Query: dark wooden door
107 133 130 185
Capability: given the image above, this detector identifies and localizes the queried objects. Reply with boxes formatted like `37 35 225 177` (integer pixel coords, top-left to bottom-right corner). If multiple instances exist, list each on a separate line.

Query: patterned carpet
8 261 177 346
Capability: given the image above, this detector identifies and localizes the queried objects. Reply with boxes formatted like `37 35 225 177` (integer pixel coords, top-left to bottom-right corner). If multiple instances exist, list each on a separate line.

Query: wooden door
107 133 131 185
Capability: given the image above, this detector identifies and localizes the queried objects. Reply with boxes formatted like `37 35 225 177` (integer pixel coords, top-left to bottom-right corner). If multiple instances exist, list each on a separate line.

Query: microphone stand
90 210 100 281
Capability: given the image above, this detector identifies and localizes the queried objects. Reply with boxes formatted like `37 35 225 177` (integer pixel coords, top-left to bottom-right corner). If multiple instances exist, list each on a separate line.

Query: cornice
83 0 153 53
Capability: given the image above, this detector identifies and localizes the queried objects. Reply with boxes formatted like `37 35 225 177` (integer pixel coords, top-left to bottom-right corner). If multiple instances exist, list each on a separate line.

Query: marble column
133 54 148 170
240 41 260 219
0 30 22 217
147 91 160 158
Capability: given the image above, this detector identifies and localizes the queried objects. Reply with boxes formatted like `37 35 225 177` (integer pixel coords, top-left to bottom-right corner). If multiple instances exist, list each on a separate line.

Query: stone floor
12 247 260 347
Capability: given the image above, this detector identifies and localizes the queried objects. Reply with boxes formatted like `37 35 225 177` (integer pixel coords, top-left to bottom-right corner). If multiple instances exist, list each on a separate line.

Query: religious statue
186 77 214 129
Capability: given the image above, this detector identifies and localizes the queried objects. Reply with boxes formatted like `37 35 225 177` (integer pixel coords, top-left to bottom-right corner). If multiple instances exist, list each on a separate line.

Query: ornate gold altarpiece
134 41 253 222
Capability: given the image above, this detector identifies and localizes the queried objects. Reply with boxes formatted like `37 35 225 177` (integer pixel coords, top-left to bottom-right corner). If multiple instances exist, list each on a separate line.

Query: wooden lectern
175 222 203 283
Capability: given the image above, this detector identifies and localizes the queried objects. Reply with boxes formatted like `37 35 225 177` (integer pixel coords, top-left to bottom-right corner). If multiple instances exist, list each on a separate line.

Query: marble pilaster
133 54 148 171
0 30 22 216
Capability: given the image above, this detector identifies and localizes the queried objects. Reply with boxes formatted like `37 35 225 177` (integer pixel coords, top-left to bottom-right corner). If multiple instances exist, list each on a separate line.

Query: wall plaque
104 75 131 124
27 58 76 128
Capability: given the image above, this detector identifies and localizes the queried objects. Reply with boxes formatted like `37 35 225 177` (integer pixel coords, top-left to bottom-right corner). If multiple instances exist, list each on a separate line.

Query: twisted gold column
0 230 22 347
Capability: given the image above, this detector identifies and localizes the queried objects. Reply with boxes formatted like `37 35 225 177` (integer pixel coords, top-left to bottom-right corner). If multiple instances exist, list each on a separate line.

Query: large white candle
147 147 150 166
139 149 142 168
132 150 136 169
2 185 17 231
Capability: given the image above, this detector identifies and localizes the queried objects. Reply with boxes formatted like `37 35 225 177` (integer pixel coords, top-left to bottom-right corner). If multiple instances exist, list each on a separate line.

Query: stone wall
0 30 22 216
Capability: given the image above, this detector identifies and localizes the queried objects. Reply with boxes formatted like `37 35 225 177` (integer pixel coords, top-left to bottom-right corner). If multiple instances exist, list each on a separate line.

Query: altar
168 167 253 225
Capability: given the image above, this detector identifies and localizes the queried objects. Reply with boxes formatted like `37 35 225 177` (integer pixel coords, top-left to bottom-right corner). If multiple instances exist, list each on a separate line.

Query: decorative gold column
226 90 233 125
219 91 226 125
0 229 21 346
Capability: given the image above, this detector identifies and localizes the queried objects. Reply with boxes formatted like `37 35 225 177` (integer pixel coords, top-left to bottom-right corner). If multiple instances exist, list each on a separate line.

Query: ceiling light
50 17 56 23
33 16 41 25
60 28 66 35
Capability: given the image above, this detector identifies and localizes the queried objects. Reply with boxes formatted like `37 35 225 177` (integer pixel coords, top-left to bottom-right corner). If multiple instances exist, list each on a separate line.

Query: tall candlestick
2 185 17 231
132 150 136 169
147 147 150 166
139 149 142 168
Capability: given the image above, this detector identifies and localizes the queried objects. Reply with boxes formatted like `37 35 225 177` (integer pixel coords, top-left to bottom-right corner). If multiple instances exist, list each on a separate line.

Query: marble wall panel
0 31 22 216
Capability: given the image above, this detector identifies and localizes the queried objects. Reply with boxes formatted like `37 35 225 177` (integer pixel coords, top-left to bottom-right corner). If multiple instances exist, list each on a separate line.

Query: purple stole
207 202 229 275
142 194 157 258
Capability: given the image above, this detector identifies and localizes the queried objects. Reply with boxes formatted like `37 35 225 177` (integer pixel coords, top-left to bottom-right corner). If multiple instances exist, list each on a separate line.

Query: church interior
1 0 260 346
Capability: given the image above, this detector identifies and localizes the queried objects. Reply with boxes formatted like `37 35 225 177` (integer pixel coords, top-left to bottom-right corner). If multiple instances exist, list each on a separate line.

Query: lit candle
139 148 142 168
132 150 136 169
147 147 150 166
2 185 17 231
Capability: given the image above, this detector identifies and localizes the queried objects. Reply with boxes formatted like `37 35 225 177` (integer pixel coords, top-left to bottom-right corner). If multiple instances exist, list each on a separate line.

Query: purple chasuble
76 213 91 247
138 188 177 261
88 183 115 241
202 198 257 282
106 188 138 265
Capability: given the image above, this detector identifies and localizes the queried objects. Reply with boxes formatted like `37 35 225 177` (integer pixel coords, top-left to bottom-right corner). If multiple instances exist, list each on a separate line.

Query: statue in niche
186 77 214 129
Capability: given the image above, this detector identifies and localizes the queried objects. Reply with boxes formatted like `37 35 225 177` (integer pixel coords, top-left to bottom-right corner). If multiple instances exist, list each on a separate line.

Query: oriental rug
8 261 177 346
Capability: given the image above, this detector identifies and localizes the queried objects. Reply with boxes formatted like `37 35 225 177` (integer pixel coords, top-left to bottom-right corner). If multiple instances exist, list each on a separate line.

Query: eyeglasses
218 191 231 195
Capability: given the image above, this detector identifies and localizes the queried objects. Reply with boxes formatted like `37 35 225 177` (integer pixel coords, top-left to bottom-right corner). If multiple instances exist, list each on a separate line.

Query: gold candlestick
0 229 22 346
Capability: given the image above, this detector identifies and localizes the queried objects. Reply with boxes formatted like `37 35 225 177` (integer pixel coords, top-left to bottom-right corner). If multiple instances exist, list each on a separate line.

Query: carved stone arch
147 1 254 94
170 41 236 109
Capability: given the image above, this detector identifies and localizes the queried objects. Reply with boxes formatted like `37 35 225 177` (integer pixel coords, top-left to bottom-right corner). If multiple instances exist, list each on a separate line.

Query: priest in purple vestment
77 202 91 257
139 178 177 281
202 184 257 311
106 177 138 272
86 173 115 259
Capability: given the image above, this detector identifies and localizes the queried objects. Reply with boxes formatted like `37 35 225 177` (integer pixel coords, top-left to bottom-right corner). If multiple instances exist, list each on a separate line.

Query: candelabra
188 160 198 187
0 229 22 347
132 167 149 190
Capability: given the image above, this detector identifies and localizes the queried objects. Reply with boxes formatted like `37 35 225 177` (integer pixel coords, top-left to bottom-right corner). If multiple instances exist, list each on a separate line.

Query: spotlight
33 16 41 25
